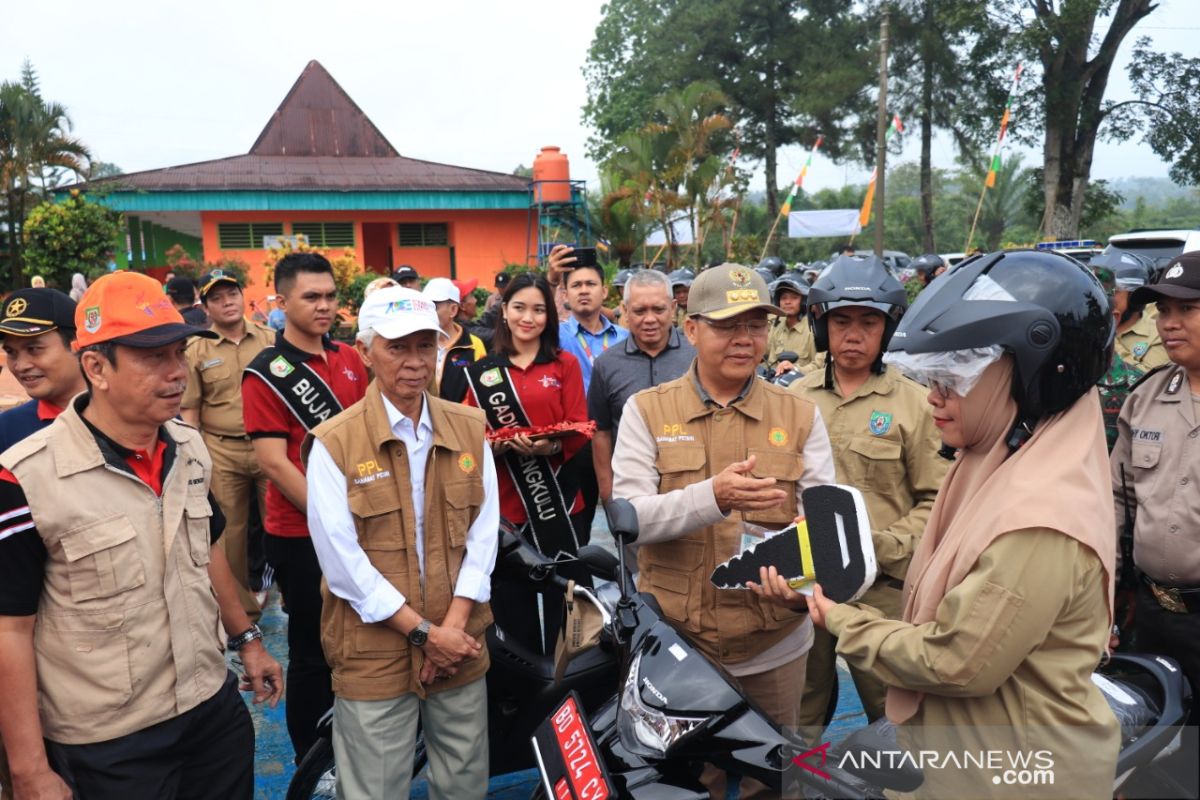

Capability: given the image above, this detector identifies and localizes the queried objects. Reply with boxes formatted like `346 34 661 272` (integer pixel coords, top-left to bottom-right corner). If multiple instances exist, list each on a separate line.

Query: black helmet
1088 248 1150 291
770 271 810 306
808 255 908 358
911 253 945 278
612 268 638 289
754 266 777 285
758 256 786 277
668 267 695 288
886 249 1113 427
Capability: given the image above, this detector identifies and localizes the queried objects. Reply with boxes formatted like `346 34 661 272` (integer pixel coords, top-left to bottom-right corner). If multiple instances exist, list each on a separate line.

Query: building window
398 223 449 247
217 222 284 250
292 222 355 248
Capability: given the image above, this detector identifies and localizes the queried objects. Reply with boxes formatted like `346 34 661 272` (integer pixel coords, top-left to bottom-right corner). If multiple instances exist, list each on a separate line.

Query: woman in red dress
464 272 592 653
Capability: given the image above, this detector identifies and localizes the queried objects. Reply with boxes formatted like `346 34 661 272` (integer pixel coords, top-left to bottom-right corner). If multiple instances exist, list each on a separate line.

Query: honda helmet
807 255 908 359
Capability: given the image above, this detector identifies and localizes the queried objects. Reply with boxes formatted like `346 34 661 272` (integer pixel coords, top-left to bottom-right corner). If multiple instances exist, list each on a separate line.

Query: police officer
766 271 817 374
180 270 275 620
612 263 836 799
0 289 84 452
1111 251 1200 731
0 272 282 799
790 254 948 732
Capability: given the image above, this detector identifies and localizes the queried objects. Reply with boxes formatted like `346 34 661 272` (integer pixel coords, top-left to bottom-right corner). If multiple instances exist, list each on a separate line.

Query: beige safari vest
634 375 814 664
0 403 225 745
308 383 492 701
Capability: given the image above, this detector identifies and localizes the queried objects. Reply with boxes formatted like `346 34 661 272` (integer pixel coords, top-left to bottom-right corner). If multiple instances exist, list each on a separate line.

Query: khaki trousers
332 678 488 800
797 581 902 734
702 651 808 800
203 433 269 621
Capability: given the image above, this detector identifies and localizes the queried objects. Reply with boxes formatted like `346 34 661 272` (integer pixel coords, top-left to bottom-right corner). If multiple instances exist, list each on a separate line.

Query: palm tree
961 152 1031 251
0 61 91 287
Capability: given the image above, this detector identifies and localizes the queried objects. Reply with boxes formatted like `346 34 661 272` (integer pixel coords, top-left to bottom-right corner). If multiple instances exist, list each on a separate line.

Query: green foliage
22 191 121 287
1118 37 1200 186
1022 168 1125 242
342 271 380 316
162 243 251 287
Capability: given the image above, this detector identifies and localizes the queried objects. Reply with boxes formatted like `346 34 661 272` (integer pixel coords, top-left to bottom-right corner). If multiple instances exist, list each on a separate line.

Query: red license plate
532 692 612 800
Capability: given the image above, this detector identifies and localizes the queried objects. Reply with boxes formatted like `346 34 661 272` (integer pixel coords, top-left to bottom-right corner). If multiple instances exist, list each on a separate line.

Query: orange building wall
199 209 532 308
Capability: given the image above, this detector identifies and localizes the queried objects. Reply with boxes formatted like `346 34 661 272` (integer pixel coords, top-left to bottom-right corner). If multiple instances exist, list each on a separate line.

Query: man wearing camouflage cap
612 263 836 799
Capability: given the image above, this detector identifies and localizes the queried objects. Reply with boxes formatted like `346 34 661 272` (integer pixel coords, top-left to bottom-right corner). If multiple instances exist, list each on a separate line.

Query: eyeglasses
698 318 770 338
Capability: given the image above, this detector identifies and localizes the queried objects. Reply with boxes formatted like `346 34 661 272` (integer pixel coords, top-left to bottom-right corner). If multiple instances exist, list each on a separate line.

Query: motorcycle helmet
754 266 777 285
770 271 811 308
884 249 1114 446
910 253 946 282
1088 248 1150 292
668 267 696 288
807 255 908 370
613 268 637 289
758 256 786 277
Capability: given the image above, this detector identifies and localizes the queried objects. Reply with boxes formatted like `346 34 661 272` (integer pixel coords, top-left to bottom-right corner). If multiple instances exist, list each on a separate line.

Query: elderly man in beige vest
0 271 282 800
612 263 836 799
305 286 499 800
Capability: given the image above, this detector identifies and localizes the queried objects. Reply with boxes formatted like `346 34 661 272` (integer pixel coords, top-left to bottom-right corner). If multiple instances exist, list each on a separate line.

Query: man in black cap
0 289 86 453
392 265 421 290
165 276 209 326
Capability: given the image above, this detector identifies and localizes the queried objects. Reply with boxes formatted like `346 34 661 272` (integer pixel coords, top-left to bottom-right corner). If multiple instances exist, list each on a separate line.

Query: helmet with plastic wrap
884 249 1114 448
667 267 696 288
807 255 908 370
758 256 786 277
769 271 811 308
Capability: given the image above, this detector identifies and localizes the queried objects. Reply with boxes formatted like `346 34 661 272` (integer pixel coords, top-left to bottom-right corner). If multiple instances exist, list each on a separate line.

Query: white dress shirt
307 392 500 624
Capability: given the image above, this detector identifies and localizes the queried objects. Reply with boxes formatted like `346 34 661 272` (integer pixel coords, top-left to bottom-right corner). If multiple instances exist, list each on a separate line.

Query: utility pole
873 5 890 257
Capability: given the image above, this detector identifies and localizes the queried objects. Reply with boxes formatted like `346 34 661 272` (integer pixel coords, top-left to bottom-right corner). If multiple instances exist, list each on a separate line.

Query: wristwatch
408 619 432 648
227 623 263 652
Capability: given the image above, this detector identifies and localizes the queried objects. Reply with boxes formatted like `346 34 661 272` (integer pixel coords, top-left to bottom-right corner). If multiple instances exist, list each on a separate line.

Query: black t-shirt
0 420 225 616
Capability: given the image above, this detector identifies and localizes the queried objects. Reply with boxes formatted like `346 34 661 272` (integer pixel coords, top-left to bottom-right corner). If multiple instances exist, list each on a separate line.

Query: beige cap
687 263 784 320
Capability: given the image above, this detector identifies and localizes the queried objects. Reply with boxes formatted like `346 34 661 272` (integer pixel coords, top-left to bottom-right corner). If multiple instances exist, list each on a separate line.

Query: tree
0 60 90 287
23 191 121 287
1116 38 1200 186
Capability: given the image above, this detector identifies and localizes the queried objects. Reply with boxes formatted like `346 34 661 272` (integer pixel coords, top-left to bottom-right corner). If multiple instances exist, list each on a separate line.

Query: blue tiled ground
247 514 867 798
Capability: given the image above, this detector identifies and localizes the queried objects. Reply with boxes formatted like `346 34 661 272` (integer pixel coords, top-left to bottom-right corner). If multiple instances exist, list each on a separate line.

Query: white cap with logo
356 287 442 342
422 277 461 304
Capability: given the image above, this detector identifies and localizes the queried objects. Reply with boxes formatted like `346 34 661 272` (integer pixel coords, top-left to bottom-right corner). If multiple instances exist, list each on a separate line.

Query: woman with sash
464 272 592 655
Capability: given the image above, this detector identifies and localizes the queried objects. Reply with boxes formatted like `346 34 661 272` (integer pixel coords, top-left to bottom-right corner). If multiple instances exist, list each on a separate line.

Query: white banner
787 209 862 238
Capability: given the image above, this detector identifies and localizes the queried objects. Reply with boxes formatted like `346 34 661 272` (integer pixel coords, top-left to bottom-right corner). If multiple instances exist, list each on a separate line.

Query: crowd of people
0 241 1195 800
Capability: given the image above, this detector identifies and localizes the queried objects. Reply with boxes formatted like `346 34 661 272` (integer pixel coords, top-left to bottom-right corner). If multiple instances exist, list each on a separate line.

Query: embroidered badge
768 427 788 447
5 297 27 317
269 355 294 378
83 306 101 333
201 358 223 370
729 267 753 287
1165 264 1184 280
1167 371 1183 395
458 453 477 473
480 368 503 387
539 374 561 389
868 411 893 436
1133 342 1149 359
342 366 359 382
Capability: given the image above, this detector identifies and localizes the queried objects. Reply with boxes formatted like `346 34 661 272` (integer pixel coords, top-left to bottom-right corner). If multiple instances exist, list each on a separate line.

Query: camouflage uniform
1098 352 1143 452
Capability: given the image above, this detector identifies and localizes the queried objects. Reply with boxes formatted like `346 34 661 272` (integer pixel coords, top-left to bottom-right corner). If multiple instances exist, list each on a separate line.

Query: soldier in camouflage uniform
1091 260 1145 451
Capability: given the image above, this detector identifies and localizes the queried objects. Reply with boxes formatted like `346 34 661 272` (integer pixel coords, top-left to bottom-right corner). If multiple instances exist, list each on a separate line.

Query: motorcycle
286 524 623 800
530 499 1195 800
758 349 805 389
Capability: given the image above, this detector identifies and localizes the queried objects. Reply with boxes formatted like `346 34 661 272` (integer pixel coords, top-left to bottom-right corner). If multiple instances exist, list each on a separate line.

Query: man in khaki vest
180 270 275 621
790 254 947 733
0 271 281 800
306 286 499 800
612 263 836 799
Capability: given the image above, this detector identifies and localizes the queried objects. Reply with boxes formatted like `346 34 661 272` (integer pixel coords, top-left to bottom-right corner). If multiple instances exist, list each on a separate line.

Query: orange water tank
532 146 572 204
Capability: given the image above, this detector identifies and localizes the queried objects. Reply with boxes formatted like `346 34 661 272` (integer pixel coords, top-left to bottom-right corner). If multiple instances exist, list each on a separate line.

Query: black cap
199 269 241 299
0 288 77 337
495 272 511 289
1131 252 1200 304
393 265 420 282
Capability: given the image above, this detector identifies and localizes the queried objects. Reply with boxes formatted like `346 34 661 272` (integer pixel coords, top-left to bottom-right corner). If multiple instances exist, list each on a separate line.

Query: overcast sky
2 0 1195 195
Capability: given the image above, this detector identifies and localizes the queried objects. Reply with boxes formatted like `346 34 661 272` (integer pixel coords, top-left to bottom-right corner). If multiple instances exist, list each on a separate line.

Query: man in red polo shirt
242 253 368 762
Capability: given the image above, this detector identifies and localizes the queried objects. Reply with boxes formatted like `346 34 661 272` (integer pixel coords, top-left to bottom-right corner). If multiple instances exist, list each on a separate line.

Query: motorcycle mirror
577 545 620 583
776 350 799 363
604 499 639 544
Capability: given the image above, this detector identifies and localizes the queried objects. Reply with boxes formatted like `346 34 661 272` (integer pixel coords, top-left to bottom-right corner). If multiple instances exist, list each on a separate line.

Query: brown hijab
886 356 1116 723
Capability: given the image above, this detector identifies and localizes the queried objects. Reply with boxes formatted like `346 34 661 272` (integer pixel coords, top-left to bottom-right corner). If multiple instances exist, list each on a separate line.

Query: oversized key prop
710 484 877 604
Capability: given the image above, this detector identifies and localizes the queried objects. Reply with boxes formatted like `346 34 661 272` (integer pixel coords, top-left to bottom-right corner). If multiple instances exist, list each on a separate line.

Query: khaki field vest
1 404 225 745
308 384 492 701
635 375 815 663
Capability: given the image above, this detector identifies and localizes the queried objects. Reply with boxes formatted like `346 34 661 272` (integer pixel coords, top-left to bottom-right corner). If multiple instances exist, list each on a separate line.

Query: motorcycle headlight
617 652 706 757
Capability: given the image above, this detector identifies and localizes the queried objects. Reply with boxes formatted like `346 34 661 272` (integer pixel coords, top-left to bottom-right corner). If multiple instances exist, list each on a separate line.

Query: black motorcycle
529 500 1195 800
286 524 622 800
758 349 805 389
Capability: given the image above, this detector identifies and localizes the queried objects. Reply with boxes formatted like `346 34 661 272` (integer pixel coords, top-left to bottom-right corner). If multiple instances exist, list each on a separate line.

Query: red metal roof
84 60 528 194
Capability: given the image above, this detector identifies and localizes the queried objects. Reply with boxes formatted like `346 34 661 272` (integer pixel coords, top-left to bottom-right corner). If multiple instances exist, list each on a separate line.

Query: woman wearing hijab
755 250 1119 798
68 272 87 302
